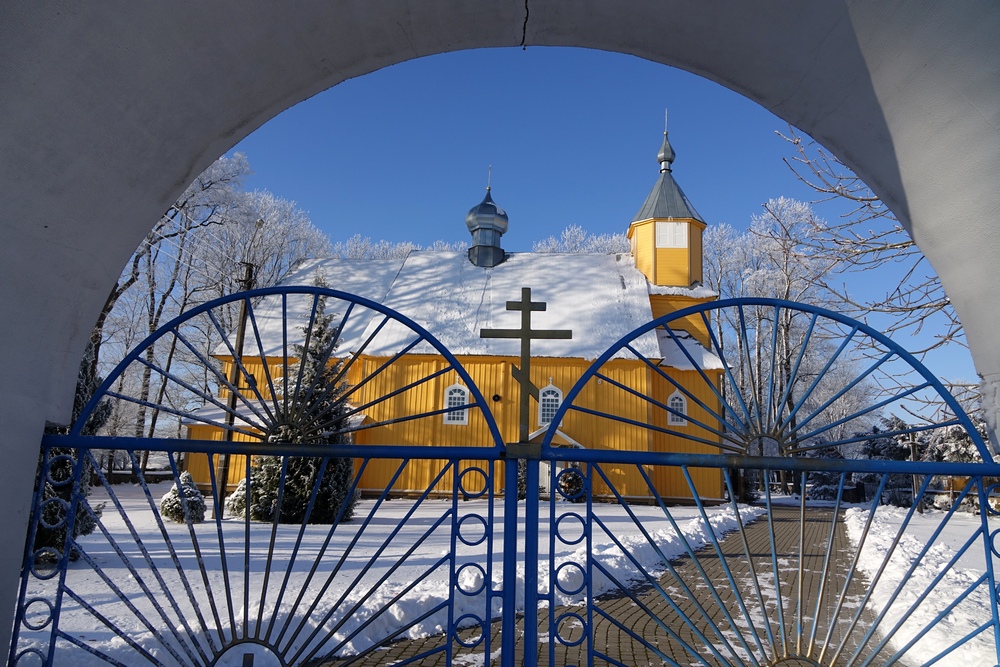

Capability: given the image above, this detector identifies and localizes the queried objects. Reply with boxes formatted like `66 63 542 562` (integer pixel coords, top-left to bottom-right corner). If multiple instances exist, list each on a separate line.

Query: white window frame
668 391 688 426
539 384 563 426
444 384 469 425
655 221 688 248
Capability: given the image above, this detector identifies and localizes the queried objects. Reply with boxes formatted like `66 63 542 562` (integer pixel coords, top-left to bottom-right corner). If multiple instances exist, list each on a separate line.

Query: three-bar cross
480 287 572 444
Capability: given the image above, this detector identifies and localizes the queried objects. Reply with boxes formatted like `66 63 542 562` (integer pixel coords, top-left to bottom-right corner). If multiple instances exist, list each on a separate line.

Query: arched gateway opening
2 1 999 660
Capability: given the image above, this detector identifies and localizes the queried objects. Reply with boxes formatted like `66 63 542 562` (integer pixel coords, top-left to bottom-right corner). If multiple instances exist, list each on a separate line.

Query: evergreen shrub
557 464 585 502
159 471 207 523
226 278 356 524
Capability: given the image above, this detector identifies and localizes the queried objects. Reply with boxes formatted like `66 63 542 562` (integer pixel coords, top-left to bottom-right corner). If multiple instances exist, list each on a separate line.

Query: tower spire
657 108 676 173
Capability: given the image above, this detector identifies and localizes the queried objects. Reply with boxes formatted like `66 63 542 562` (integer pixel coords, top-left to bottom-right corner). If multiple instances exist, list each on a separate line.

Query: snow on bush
159 471 206 523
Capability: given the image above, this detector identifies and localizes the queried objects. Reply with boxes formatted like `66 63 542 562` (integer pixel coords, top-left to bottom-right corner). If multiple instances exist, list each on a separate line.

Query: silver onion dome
657 132 676 172
465 187 509 234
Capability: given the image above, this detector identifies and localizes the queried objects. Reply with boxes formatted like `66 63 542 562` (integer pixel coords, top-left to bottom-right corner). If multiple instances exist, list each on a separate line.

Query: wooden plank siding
632 223 655 282
185 425 256 493
346 355 503 497
649 368 726 501
648 295 715 347
184 352 724 503
654 246 690 287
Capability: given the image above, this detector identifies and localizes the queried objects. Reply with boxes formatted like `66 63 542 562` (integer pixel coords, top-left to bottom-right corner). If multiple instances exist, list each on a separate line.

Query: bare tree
330 234 463 259
533 225 630 254
90 156 334 470
704 200 875 467
779 127 962 355
87 154 250 392
197 190 333 299
779 127 981 428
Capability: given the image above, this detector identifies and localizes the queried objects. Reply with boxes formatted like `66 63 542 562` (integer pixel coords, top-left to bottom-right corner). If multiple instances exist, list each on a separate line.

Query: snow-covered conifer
229 276 357 524
159 471 207 523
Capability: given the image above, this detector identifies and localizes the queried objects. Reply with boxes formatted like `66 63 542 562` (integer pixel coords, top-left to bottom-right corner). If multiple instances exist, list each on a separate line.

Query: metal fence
11 291 1000 666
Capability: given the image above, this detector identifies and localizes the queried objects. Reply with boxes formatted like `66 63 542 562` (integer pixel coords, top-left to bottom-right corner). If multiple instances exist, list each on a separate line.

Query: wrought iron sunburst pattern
540 298 1000 666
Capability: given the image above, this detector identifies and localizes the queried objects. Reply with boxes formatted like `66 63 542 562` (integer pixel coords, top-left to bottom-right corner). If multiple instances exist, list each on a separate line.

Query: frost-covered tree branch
778 127 962 356
533 225 630 254
330 234 463 260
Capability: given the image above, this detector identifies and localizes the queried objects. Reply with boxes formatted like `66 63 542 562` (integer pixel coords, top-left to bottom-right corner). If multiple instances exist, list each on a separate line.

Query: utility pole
910 432 923 514
212 219 264 518
213 260 256 518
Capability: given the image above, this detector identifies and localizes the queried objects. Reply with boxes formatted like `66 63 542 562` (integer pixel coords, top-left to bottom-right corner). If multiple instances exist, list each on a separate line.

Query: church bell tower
627 124 706 288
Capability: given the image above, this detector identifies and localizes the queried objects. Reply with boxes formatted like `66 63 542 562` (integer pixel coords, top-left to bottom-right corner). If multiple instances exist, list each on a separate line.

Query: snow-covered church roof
241 251 678 361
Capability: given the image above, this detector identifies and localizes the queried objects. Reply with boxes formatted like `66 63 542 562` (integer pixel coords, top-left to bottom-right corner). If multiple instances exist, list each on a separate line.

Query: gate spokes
13 287 505 666
13 294 1000 666
539 298 1000 666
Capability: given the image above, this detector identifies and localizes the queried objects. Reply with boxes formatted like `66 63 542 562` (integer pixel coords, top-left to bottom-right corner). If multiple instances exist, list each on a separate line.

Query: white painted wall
1 0 998 653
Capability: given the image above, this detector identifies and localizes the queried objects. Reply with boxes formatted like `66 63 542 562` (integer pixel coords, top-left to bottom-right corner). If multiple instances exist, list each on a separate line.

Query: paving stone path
317 505 898 666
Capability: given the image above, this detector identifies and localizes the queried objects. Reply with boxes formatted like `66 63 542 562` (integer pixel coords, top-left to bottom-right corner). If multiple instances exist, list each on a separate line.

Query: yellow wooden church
184 130 725 503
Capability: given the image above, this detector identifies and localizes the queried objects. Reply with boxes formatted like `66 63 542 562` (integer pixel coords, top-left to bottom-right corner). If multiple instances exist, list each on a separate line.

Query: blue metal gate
11 292 1000 666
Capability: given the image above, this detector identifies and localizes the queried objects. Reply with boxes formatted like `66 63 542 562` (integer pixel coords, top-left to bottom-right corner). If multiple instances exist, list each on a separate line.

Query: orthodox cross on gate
480 287 572 445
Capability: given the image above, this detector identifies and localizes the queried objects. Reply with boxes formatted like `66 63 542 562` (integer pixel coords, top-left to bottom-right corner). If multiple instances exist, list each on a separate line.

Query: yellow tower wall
654 246 690 286
690 224 703 284
631 222 655 281
648 295 715 347
629 218 707 289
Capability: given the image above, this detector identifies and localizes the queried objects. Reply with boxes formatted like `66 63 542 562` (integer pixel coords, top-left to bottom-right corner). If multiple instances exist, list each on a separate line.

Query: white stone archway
1 0 998 653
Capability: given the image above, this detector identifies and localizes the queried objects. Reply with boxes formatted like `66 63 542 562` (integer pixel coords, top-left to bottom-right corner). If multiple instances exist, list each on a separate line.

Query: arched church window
444 384 469 425
668 391 687 426
539 382 563 426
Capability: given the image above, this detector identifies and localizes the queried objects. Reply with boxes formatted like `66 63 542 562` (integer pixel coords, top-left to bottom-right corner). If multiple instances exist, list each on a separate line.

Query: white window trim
668 391 688 426
655 221 688 249
539 383 563 427
444 384 469 425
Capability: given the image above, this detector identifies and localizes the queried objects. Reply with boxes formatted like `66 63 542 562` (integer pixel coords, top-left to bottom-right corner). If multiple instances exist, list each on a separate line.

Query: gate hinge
504 442 541 459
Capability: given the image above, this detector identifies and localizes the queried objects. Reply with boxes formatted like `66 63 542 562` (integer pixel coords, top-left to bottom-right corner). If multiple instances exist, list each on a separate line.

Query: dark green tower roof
632 131 704 223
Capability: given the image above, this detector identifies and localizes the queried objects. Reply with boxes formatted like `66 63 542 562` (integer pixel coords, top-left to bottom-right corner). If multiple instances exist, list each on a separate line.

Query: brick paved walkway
317 505 898 666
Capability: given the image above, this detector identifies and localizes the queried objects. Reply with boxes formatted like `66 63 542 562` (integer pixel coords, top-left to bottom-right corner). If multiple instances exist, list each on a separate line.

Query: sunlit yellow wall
348 355 663 499
186 352 726 502
649 295 714 347
184 423 255 492
629 221 655 282
345 355 652 495
205 352 710 500
649 368 725 500
189 300 730 503
653 246 689 286
348 355 503 496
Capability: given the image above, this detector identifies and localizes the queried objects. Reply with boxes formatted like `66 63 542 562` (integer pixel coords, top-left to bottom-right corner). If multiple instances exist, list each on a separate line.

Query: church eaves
631 131 705 224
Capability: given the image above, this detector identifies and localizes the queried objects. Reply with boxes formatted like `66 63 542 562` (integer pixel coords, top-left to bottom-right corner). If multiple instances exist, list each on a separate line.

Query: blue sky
231 47 839 250
230 46 976 384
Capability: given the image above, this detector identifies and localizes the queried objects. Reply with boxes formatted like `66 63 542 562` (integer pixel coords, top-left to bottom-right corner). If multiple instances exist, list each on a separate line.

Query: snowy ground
18 482 1000 666
15 483 763 666
844 504 1000 665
